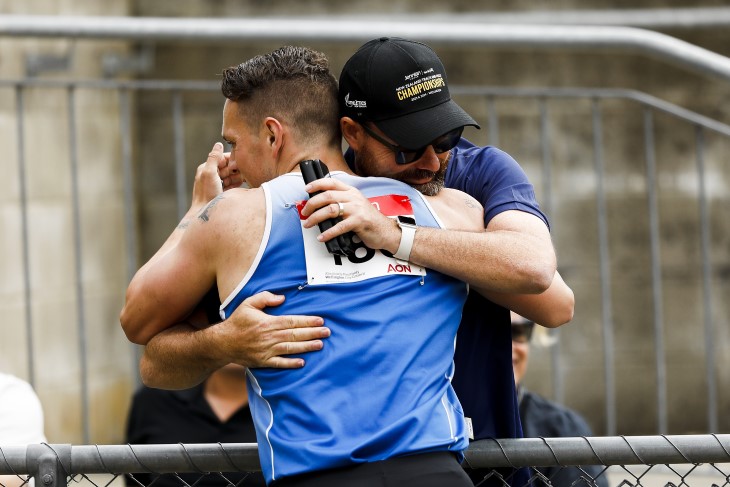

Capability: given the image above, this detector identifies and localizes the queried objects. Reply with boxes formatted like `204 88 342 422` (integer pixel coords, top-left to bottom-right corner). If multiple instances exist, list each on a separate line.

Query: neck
204 366 247 401
203 365 249 422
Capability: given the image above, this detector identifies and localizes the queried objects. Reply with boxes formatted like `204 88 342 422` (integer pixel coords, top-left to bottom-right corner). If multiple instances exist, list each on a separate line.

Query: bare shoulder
182 187 266 251
195 188 265 225
439 188 482 211
426 188 484 232
187 187 267 298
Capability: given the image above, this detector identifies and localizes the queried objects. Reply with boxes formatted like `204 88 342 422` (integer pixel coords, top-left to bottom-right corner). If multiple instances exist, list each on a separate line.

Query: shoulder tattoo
463 196 479 209
197 194 225 222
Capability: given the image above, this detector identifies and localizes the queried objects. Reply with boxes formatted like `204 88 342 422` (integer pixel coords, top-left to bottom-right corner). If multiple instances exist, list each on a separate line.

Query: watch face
397 215 416 226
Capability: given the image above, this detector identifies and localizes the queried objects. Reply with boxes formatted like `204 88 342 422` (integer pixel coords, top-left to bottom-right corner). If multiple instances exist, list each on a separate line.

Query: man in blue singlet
121 46 484 486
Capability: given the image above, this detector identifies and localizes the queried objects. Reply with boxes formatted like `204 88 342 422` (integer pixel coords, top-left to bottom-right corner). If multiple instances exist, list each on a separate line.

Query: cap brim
374 99 480 150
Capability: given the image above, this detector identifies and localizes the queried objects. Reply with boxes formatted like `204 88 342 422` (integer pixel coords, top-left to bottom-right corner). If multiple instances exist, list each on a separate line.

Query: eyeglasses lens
396 127 464 165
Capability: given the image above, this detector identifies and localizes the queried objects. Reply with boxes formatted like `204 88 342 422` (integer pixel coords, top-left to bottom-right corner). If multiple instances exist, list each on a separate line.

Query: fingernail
214 142 223 150
304 184 312 191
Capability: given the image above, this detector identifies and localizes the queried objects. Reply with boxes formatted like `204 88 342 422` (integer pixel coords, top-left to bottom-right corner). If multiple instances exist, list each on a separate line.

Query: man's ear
341 117 365 150
264 117 284 158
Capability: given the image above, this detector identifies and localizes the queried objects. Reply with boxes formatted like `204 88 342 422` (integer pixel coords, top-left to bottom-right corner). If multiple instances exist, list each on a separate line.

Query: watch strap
394 218 417 261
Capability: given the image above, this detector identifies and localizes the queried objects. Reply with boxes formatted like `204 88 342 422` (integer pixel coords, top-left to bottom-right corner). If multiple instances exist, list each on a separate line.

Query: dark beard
355 151 449 196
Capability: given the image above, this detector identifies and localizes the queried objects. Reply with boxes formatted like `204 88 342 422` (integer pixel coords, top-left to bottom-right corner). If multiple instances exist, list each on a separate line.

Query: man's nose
412 145 440 172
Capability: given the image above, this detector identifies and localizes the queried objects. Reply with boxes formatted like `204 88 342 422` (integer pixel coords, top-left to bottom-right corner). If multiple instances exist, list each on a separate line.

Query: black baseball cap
339 37 480 150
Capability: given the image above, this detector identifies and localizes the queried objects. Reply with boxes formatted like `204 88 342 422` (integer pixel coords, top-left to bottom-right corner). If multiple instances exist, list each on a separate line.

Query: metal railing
2 436 730 487
450 86 730 436
2 15 730 82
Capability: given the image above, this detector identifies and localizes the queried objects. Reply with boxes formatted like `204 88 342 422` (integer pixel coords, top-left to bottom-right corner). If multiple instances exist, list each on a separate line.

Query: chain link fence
2 435 730 487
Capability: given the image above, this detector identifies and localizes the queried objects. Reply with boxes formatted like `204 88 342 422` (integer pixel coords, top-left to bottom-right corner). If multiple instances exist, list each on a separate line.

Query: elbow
120 306 147 345
138 349 174 389
534 266 556 294
120 281 176 345
542 289 575 329
120 294 156 345
521 248 558 294
138 353 161 388
524 261 557 294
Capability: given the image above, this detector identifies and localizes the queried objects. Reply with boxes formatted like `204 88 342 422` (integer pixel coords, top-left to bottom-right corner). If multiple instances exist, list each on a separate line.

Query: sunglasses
361 124 464 165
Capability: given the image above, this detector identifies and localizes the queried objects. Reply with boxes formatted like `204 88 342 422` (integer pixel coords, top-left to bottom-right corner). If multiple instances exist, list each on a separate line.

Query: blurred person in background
511 312 608 487
0 372 47 487
125 364 265 487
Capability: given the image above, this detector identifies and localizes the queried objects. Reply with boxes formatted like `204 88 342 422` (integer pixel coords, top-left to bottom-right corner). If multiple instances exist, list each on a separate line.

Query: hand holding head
219 151 245 190
191 142 226 210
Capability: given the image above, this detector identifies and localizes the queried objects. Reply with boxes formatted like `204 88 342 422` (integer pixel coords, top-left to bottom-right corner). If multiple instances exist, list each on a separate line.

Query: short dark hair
511 318 535 343
221 46 340 147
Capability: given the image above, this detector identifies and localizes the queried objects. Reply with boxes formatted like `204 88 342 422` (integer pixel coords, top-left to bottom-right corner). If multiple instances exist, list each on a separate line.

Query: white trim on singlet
219 184 274 316
413 190 444 229
246 368 277 480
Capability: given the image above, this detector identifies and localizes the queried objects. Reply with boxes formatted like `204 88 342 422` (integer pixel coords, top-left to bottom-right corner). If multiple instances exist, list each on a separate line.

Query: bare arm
407 211 555 294
301 179 572 327
122 143 331 381
479 270 574 327
120 143 229 344
472 210 573 327
301 178 556 294
140 291 329 389
121 195 222 346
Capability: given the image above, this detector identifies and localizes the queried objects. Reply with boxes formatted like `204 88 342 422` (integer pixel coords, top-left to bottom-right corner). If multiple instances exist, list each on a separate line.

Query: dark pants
272 451 473 487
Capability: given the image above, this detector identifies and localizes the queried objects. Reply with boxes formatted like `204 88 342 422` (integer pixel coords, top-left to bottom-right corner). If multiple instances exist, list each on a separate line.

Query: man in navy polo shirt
302 37 574 485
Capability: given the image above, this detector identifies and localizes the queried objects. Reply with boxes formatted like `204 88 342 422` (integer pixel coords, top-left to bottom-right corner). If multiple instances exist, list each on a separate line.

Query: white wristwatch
393 215 417 262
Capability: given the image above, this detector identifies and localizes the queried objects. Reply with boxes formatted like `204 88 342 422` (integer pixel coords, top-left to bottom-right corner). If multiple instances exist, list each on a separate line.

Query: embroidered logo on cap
344 93 367 108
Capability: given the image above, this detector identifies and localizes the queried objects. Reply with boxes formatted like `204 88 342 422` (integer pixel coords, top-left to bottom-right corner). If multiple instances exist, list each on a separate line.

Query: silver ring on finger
337 201 345 218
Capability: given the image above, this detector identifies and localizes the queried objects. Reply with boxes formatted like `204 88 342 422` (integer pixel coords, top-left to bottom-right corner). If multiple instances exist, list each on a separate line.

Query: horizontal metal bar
466 435 730 467
1 436 730 474
2 16 730 83
451 86 730 137
0 444 262 475
0 78 219 91
3 78 728 138
389 7 730 29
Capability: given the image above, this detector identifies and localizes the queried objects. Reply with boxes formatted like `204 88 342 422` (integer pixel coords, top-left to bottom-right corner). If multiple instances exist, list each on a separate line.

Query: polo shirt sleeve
449 143 549 229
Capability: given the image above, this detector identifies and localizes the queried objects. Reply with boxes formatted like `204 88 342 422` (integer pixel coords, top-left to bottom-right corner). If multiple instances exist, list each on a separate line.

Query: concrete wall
0 0 136 444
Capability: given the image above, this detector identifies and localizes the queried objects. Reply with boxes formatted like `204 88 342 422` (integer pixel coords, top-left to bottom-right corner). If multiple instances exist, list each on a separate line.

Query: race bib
296 194 427 285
